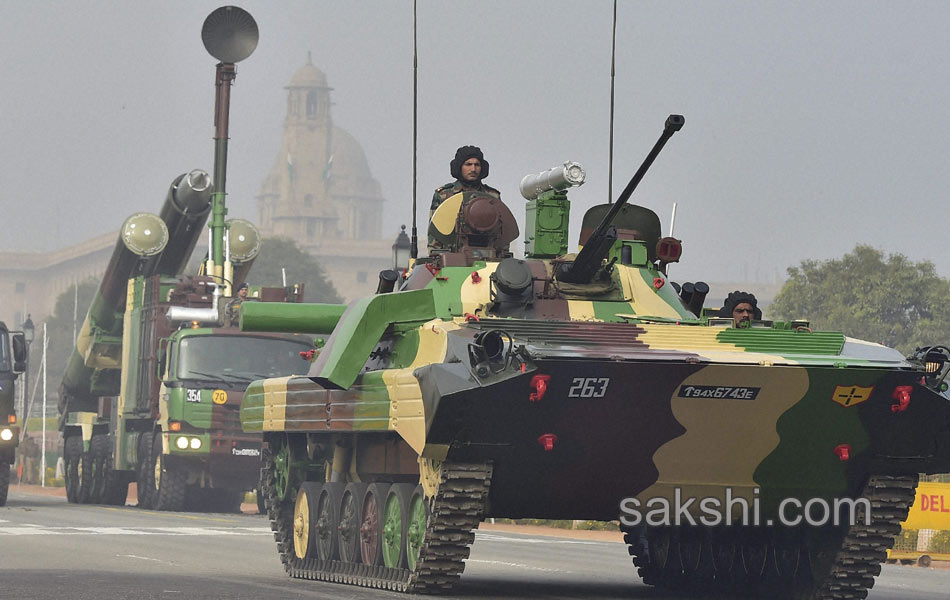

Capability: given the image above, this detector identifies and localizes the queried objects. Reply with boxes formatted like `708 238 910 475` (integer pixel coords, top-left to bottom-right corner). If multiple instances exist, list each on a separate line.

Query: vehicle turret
557 114 683 284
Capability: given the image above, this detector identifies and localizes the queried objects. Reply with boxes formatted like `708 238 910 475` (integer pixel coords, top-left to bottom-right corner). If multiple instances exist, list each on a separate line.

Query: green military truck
58 171 315 511
0 320 28 505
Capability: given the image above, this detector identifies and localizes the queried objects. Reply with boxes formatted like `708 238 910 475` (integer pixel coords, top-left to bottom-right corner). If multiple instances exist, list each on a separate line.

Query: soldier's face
460 158 482 182
732 302 755 327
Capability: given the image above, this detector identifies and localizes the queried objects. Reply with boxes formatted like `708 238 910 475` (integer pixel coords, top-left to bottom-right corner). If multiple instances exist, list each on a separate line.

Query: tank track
261 446 492 593
623 474 918 599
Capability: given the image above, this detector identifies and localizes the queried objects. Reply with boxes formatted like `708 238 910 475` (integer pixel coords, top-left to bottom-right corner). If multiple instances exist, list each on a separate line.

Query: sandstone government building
0 58 397 328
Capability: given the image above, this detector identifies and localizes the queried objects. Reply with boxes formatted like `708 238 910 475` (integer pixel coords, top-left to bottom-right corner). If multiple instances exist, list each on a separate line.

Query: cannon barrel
152 170 213 276
239 301 346 335
557 115 684 284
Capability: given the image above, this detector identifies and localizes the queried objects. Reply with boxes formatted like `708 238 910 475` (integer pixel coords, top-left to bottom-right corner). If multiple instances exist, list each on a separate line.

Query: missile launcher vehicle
58 170 315 511
239 116 950 597
0 321 28 505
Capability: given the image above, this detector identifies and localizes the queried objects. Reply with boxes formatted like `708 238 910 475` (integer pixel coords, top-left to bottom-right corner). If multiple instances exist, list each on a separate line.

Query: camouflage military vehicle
0 321 28 506
58 171 315 511
239 116 950 597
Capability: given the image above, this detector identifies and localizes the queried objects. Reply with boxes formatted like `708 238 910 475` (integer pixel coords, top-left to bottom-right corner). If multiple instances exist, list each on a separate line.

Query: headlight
0 428 12 441
189 437 202 450
175 436 189 450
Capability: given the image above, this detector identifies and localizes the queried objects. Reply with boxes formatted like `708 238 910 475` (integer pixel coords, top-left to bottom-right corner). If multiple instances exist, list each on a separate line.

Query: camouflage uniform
428 181 501 249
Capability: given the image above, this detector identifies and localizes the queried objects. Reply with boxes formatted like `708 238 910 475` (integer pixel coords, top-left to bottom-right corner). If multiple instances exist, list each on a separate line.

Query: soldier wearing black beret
429 146 501 249
718 290 762 328
430 145 500 216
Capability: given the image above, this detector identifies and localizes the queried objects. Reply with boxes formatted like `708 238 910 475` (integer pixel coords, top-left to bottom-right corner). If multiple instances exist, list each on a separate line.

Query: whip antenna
410 0 419 258
608 0 617 203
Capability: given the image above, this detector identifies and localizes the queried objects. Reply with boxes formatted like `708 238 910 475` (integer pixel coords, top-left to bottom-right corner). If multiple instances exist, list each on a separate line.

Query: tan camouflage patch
637 365 808 516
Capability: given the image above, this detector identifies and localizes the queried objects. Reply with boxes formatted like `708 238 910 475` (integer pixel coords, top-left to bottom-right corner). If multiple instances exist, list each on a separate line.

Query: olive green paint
351 371 392 430
754 367 876 515
314 289 436 389
240 301 347 334
717 328 845 356
240 379 265 432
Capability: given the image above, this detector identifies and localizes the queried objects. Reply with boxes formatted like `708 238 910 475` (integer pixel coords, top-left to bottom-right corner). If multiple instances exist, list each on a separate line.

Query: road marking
0 526 272 536
119 554 176 565
467 559 573 573
475 532 617 546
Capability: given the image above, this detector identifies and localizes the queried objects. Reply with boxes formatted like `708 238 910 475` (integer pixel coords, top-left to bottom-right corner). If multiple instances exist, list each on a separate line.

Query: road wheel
272 438 293 503
360 482 390 566
382 483 414 569
918 554 932 568
316 482 343 560
102 435 129 507
77 439 94 504
64 435 82 503
89 434 108 504
406 485 429 571
136 432 155 508
151 433 185 511
216 488 245 513
0 464 9 506
293 482 322 559
338 482 368 563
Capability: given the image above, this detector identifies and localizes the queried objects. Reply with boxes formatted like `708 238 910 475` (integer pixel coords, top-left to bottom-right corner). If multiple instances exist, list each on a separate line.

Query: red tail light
891 386 913 413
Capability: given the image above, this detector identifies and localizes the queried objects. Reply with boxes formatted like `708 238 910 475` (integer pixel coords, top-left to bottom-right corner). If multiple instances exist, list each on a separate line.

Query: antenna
607 0 617 203
201 6 259 294
410 0 419 259
201 6 259 63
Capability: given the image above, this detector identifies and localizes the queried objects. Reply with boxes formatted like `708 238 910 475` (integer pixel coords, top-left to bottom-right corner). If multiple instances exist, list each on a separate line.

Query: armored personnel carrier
239 116 950 597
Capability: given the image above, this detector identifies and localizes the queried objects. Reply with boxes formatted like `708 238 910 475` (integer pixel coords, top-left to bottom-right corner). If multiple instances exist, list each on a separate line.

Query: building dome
288 54 328 89
329 127 382 198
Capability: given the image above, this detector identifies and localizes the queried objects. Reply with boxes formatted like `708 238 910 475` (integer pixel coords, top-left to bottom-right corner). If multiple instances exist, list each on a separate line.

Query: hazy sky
3 1 950 285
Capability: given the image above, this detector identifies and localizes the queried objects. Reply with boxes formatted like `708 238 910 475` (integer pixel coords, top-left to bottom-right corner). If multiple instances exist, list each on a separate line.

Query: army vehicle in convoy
58 171 315 511
239 115 950 598
0 321 28 506
57 7 319 512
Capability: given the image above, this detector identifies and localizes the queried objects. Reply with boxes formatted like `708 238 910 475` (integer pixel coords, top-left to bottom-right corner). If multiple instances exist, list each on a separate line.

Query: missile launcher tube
86 213 169 336
153 170 214 276
239 301 346 335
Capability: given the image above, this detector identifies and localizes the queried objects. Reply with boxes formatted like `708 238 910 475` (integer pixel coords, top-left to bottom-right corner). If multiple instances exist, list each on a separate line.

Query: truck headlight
0 428 13 441
189 437 202 450
175 436 189 450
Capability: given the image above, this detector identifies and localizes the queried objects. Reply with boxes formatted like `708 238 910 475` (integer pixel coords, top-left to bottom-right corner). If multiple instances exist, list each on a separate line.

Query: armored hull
242 273 950 596
240 118 950 596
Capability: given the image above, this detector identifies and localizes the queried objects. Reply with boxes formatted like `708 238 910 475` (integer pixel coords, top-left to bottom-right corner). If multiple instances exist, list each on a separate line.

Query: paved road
1 488 948 600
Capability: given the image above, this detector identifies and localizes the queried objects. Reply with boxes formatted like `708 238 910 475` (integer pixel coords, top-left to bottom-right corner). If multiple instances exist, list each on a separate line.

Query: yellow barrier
903 482 950 530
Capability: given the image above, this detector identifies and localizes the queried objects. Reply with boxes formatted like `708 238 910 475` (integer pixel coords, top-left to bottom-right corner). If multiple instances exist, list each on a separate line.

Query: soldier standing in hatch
429 146 501 249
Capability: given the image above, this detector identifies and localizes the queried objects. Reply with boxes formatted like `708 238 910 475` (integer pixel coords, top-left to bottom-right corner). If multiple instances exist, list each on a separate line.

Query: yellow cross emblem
832 385 874 407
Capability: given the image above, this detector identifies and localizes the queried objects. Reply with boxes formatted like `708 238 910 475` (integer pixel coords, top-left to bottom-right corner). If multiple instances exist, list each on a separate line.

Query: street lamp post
392 225 411 272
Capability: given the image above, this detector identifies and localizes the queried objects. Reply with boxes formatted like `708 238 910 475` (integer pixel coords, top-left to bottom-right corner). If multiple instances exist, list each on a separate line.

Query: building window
304 194 313 207
307 220 316 240
306 91 318 119
356 271 368 283
15 282 25 293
